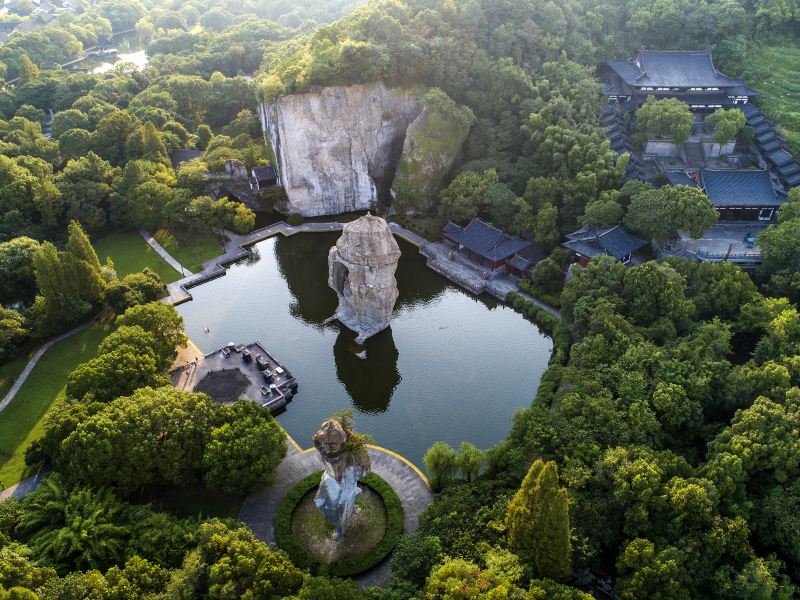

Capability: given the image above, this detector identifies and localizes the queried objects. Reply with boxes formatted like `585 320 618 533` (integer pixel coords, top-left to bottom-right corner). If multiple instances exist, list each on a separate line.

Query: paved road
139 229 192 276
0 320 94 413
0 468 49 501
239 437 433 588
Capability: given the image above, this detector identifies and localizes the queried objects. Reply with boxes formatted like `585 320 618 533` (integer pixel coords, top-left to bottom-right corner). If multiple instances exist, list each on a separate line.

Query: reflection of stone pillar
312 419 371 540
328 214 401 344
333 327 400 413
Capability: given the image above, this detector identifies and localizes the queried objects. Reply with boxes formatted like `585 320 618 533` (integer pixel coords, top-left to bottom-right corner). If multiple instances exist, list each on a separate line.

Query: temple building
562 225 647 266
665 169 786 221
599 49 757 111
443 219 531 272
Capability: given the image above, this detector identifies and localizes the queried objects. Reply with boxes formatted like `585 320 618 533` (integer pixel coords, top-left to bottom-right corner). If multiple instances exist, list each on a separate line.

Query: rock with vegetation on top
391 88 475 214
258 83 472 217
259 83 422 216
328 214 400 344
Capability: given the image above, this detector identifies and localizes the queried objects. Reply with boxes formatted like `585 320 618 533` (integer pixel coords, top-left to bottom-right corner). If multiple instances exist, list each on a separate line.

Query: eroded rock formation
258 83 471 216
328 214 400 344
391 91 473 214
313 418 371 540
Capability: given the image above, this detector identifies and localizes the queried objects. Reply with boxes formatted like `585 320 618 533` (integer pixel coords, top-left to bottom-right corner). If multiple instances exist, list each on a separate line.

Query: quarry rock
328 214 400 344
258 83 471 216
259 84 422 216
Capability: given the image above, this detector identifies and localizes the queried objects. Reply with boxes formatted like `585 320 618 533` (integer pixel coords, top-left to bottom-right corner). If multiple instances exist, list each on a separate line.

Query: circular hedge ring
275 471 404 577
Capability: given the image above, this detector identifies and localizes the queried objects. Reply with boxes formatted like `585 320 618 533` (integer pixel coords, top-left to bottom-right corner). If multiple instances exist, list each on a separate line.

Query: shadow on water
333 325 401 414
274 231 484 323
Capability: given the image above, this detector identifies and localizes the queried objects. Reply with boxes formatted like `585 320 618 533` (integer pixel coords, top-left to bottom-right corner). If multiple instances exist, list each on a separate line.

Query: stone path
239 436 433 588
139 229 192 277
0 320 94 413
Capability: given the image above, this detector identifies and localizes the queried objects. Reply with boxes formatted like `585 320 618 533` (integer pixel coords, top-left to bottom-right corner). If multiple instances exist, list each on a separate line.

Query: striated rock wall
328 214 400 344
259 84 422 216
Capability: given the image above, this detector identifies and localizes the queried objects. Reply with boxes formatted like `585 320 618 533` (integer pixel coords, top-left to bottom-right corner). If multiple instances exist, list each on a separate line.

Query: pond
88 33 148 74
176 233 552 468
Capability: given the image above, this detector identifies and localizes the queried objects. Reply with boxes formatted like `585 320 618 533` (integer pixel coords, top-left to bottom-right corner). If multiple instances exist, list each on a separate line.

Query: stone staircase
684 141 705 168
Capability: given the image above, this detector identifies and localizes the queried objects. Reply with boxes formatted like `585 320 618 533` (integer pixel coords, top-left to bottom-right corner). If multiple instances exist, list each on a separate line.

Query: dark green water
177 233 552 468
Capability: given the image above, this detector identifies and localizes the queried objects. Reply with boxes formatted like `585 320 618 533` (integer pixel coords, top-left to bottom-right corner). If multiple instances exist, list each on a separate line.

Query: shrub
287 213 304 226
275 471 404 577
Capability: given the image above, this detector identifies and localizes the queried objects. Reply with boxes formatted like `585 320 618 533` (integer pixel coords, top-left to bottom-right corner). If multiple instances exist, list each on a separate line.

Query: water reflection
274 234 337 327
176 232 553 466
333 326 400 414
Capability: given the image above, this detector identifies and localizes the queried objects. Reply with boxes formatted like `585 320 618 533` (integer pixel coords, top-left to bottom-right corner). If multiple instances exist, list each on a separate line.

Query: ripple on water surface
176 233 552 468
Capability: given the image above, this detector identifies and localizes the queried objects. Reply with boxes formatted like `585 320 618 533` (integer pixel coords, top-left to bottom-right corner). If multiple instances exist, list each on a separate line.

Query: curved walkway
0 320 94 413
238 436 433 587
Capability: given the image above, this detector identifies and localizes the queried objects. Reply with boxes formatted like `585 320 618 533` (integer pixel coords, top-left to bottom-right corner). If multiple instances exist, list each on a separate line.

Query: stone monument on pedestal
328 214 400 344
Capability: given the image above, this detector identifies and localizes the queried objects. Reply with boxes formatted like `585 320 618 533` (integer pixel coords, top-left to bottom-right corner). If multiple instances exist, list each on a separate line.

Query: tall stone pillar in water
312 417 371 540
328 214 401 344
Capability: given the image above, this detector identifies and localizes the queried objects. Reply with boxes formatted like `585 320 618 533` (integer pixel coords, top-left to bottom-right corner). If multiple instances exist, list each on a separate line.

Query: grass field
0 352 32 399
0 324 107 488
168 230 224 273
747 45 800 156
93 231 180 283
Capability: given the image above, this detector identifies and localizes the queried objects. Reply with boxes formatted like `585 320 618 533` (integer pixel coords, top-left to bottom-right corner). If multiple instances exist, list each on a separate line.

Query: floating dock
174 341 298 414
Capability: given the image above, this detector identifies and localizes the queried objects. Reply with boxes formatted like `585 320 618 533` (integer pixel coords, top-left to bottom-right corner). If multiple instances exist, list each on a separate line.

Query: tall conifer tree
505 459 572 581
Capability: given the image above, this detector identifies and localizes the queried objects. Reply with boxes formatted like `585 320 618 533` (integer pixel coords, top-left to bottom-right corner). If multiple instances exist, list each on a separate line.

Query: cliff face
259 83 470 216
259 84 422 216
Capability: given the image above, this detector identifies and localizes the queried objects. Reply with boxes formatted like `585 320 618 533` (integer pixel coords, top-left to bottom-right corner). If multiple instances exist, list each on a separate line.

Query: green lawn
93 231 181 283
0 324 107 488
168 230 224 273
0 352 32 399
747 45 800 156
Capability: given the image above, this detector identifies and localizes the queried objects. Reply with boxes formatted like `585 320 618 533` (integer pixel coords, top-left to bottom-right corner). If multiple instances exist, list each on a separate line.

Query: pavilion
662 169 786 221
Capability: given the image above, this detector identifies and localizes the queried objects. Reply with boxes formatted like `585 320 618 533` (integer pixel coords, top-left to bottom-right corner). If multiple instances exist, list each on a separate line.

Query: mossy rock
392 89 473 214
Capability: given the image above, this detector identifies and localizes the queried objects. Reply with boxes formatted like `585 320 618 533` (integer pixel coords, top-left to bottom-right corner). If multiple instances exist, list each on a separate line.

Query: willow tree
505 459 571 581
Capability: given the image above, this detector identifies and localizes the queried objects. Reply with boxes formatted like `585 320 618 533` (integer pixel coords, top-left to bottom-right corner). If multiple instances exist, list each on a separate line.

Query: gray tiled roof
664 171 696 187
171 149 204 169
563 225 646 260
253 165 277 181
784 172 800 186
766 148 794 166
446 219 530 261
608 50 747 89
700 170 781 207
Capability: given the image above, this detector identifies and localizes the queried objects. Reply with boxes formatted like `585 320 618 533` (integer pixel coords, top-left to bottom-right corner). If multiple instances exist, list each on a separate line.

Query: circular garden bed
275 471 403 577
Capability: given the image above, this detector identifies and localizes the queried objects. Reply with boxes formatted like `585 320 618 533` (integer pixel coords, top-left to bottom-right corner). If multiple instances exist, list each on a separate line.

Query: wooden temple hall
443 219 539 276
599 48 757 111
